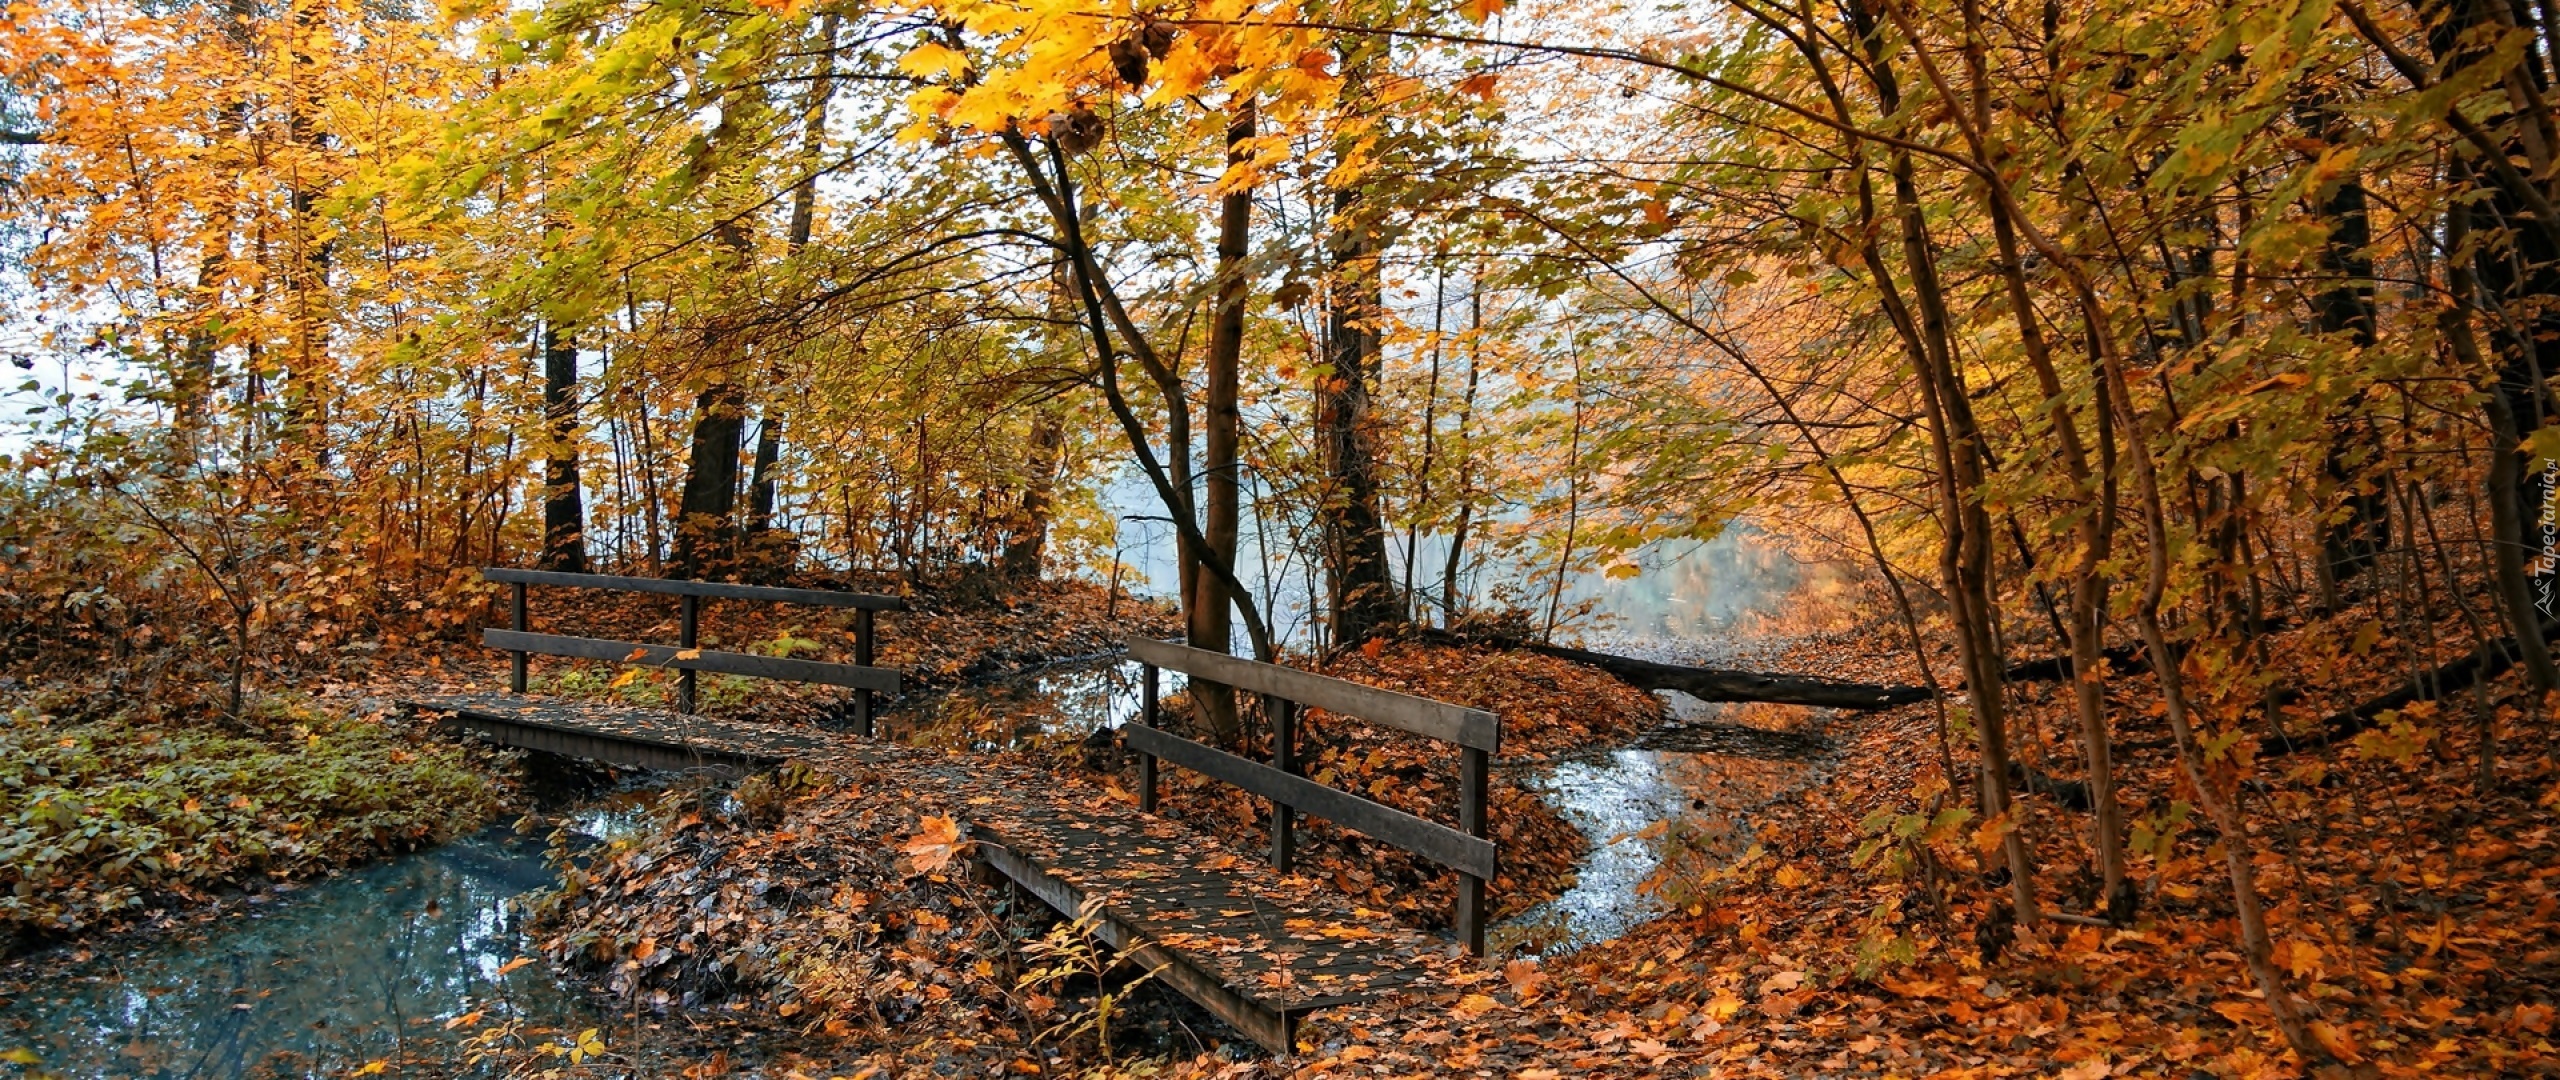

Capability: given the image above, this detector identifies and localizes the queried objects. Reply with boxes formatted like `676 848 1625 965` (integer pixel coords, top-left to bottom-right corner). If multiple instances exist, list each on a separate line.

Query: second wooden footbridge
404 568 1501 1053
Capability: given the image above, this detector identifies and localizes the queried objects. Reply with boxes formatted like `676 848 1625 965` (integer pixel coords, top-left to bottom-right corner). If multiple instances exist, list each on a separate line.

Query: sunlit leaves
902 814 967 874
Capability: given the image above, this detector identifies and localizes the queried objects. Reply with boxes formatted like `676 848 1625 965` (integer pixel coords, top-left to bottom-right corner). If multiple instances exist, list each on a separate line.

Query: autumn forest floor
521 584 2559 1079
5 567 2557 1079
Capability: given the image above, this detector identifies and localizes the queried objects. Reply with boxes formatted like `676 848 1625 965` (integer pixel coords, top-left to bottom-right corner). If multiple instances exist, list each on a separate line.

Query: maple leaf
903 815 968 874
897 42 969 81
1503 956 1546 998
2281 939 2323 979
2310 1021 2365 1064
1459 0 1508 24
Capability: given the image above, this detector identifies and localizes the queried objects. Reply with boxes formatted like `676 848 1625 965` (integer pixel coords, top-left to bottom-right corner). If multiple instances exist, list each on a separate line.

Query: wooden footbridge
405 569 1499 1053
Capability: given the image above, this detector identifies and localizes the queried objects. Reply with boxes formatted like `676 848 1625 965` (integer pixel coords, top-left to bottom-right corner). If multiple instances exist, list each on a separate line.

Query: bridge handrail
1124 638 1496 750
480 567 899 735
483 568 907 611
1122 636 1499 954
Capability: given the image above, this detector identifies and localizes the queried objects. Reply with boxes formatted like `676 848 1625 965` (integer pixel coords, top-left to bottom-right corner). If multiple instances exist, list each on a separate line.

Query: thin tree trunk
1406 252 1448 621
1188 105 1256 740
1543 337 1585 641
541 320 587 572
1442 280 1483 619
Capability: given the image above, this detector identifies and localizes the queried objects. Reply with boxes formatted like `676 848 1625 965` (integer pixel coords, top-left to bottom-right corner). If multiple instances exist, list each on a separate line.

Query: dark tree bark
541 321 588 573
2423 0 2560 689
1848 0 2038 915
674 383 745 578
2300 98 2389 592
674 219 757 579
1442 282 1483 618
736 11 840 577
1186 105 1255 736
1320 183 1400 647
1519 640 1930 709
280 0 334 470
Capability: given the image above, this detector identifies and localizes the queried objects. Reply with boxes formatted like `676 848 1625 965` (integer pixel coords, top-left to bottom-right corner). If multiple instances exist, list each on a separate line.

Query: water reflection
1496 695 1827 955
0 824 609 1078
1103 464 1857 654
892 658 1184 753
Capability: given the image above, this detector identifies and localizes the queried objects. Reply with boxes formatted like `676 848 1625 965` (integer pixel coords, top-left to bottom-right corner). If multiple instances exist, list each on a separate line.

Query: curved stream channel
0 665 1829 1076
1 534 1846 1075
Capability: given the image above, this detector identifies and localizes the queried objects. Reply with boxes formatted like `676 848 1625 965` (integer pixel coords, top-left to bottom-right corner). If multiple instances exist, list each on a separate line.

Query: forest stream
0 534 1840 1077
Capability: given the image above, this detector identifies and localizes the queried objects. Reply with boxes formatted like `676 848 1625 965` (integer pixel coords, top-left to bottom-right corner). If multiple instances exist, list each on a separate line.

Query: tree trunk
1320 184 1400 647
1188 106 1255 738
541 320 587 573
674 220 756 579
1838 0 2038 919
1001 409 1063 578
734 11 840 580
1442 281 1483 619
675 383 746 578
281 0 333 472
2430 0 2560 691
2302 97 2389 592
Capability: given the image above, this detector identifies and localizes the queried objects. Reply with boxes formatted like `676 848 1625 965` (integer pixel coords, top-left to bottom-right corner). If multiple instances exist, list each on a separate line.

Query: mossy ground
0 693 504 954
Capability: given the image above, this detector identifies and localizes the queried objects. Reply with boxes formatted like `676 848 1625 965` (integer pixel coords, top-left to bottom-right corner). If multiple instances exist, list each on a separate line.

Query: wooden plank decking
405 692 1455 1052
405 692 835 773
961 792 1442 1050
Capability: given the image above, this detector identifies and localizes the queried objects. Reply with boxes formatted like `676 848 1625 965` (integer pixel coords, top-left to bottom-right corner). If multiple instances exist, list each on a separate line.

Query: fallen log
1502 638 1932 710
2009 761 2093 811
2266 615 2559 756
1999 607 2334 685
1998 643 2151 684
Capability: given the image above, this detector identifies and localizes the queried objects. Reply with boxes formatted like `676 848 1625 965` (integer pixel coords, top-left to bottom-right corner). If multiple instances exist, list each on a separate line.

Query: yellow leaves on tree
896 41 970 81
884 0 1344 143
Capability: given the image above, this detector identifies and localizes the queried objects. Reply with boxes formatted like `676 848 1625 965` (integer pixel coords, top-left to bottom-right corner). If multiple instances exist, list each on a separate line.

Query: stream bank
0 533 1856 1076
0 771 660 1078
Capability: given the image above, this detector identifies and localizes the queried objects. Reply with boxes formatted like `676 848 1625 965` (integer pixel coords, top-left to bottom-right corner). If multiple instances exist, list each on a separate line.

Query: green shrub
0 696 502 946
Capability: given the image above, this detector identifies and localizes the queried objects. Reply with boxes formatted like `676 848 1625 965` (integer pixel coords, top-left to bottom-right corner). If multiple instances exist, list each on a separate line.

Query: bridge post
1270 694 1295 874
853 608 875 737
1458 744 1490 956
1138 663 1159 813
677 595 699 715
508 581 528 694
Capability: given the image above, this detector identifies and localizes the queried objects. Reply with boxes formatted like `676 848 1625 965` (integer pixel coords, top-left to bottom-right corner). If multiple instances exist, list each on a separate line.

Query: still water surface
0 824 599 1078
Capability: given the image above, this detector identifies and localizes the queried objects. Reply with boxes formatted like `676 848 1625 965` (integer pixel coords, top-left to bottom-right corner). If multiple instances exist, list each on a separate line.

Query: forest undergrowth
512 581 2560 1079
0 693 503 958
0 570 1171 973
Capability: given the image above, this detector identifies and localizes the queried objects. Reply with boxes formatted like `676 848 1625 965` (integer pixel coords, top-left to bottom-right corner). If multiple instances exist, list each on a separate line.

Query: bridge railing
1123 636 1500 954
482 568 906 735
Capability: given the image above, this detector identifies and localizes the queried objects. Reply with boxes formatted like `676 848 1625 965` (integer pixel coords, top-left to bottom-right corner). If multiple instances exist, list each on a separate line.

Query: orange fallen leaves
902 815 966 875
